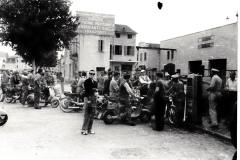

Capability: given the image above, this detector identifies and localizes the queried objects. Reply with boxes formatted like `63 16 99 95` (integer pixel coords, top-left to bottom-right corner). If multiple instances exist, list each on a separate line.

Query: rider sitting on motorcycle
119 73 137 126
139 70 152 96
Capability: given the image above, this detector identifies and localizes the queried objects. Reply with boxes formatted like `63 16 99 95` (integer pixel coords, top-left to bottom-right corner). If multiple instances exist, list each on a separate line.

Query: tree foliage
0 0 79 67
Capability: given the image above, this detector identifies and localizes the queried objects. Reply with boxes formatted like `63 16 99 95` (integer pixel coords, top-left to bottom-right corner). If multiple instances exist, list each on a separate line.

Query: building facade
0 52 8 70
0 55 31 71
110 24 137 75
159 23 238 77
64 11 138 81
136 42 161 70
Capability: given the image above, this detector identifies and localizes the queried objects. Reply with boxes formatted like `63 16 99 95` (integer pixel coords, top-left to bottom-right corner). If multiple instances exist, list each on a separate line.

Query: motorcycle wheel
140 111 151 123
26 94 34 106
60 98 74 113
0 93 4 102
0 111 8 126
51 98 59 108
168 105 177 125
103 110 115 124
5 96 12 103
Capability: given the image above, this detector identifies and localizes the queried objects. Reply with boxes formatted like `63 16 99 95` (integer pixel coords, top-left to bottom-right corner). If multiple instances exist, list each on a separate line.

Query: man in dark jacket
103 71 112 96
81 70 98 135
153 72 167 131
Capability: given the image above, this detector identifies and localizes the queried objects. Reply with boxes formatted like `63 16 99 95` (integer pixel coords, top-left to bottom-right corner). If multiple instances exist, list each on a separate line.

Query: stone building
159 22 238 77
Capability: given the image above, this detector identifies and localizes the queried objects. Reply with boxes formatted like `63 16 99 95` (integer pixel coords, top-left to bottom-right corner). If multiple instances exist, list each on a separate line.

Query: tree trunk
32 59 36 74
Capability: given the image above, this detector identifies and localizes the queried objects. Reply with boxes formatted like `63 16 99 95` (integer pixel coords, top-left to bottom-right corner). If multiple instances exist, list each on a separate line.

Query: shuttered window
98 40 104 52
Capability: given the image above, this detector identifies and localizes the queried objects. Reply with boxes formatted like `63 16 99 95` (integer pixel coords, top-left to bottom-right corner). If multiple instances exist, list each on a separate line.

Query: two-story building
136 42 161 71
109 24 137 75
63 11 138 81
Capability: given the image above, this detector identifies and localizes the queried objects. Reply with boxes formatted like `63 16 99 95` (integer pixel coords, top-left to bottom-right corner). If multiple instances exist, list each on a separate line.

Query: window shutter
124 46 127 55
98 40 101 52
131 47 134 56
101 40 104 52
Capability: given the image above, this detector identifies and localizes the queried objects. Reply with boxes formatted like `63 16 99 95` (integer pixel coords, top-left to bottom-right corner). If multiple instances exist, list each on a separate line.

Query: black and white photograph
0 0 238 159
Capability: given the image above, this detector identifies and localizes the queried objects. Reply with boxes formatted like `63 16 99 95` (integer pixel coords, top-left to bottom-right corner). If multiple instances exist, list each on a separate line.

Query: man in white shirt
139 70 151 96
207 68 222 129
109 72 120 101
226 71 237 92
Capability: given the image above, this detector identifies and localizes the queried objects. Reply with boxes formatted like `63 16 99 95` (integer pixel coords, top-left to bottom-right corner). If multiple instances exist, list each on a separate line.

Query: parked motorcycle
60 92 84 113
0 108 8 126
5 85 22 103
102 95 151 124
26 85 60 108
94 95 109 119
130 96 151 123
164 95 177 125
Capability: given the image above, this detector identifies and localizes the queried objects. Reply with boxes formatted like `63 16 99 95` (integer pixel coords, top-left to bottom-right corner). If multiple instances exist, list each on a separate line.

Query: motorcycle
60 92 84 113
0 108 8 126
94 95 109 119
26 85 60 108
130 96 151 123
102 95 150 125
164 94 177 125
5 85 22 103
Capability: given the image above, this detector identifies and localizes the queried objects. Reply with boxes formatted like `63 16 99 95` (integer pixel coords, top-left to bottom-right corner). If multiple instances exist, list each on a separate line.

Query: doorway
209 59 227 79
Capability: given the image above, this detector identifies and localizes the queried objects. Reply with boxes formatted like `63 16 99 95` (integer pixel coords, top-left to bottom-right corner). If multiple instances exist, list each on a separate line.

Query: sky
0 0 238 56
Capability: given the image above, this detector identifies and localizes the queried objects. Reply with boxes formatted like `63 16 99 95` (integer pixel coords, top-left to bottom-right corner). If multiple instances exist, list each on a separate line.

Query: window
98 40 104 52
128 34 132 39
198 35 214 49
110 45 114 59
198 35 214 42
124 46 134 56
2 59 5 63
171 51 174 60
114 66 120 71
21 59 25 62
167 51 170 60
114 45 122 55
198 42 214 49
140 53 143 61
137 53 139 61
115 33 120 38
144 52 147 61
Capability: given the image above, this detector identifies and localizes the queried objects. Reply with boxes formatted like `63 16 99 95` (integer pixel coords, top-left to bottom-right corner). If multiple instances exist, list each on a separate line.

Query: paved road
0 101 235 160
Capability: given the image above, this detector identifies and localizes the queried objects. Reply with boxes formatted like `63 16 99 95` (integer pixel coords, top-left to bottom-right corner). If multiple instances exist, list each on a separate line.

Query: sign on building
76 11 115 36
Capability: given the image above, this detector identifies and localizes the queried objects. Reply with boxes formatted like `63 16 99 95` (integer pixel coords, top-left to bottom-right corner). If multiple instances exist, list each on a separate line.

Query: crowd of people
0 69 64 109
70 69 186 135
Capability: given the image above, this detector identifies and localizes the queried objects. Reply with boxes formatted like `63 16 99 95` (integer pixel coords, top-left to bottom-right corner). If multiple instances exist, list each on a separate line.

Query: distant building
64 11 138 81
110 24 137 75
160 23 238 77
4 55 32 71
0 52 8 69
136 42 160 70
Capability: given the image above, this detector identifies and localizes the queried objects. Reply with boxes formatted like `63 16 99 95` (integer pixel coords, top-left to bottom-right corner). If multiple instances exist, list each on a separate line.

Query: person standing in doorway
81 70 98 135
207 68 222 129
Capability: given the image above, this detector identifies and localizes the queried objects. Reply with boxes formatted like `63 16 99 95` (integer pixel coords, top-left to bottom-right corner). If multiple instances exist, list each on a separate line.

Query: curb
194 125 231 142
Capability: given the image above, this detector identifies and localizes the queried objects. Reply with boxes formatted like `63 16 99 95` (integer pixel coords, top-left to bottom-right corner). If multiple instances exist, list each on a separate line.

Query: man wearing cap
81 70 98 135
207 68 222 129
139 70 152 96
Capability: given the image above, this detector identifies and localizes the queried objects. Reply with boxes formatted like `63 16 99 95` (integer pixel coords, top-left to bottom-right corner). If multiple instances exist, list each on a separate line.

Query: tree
0 0 79 70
